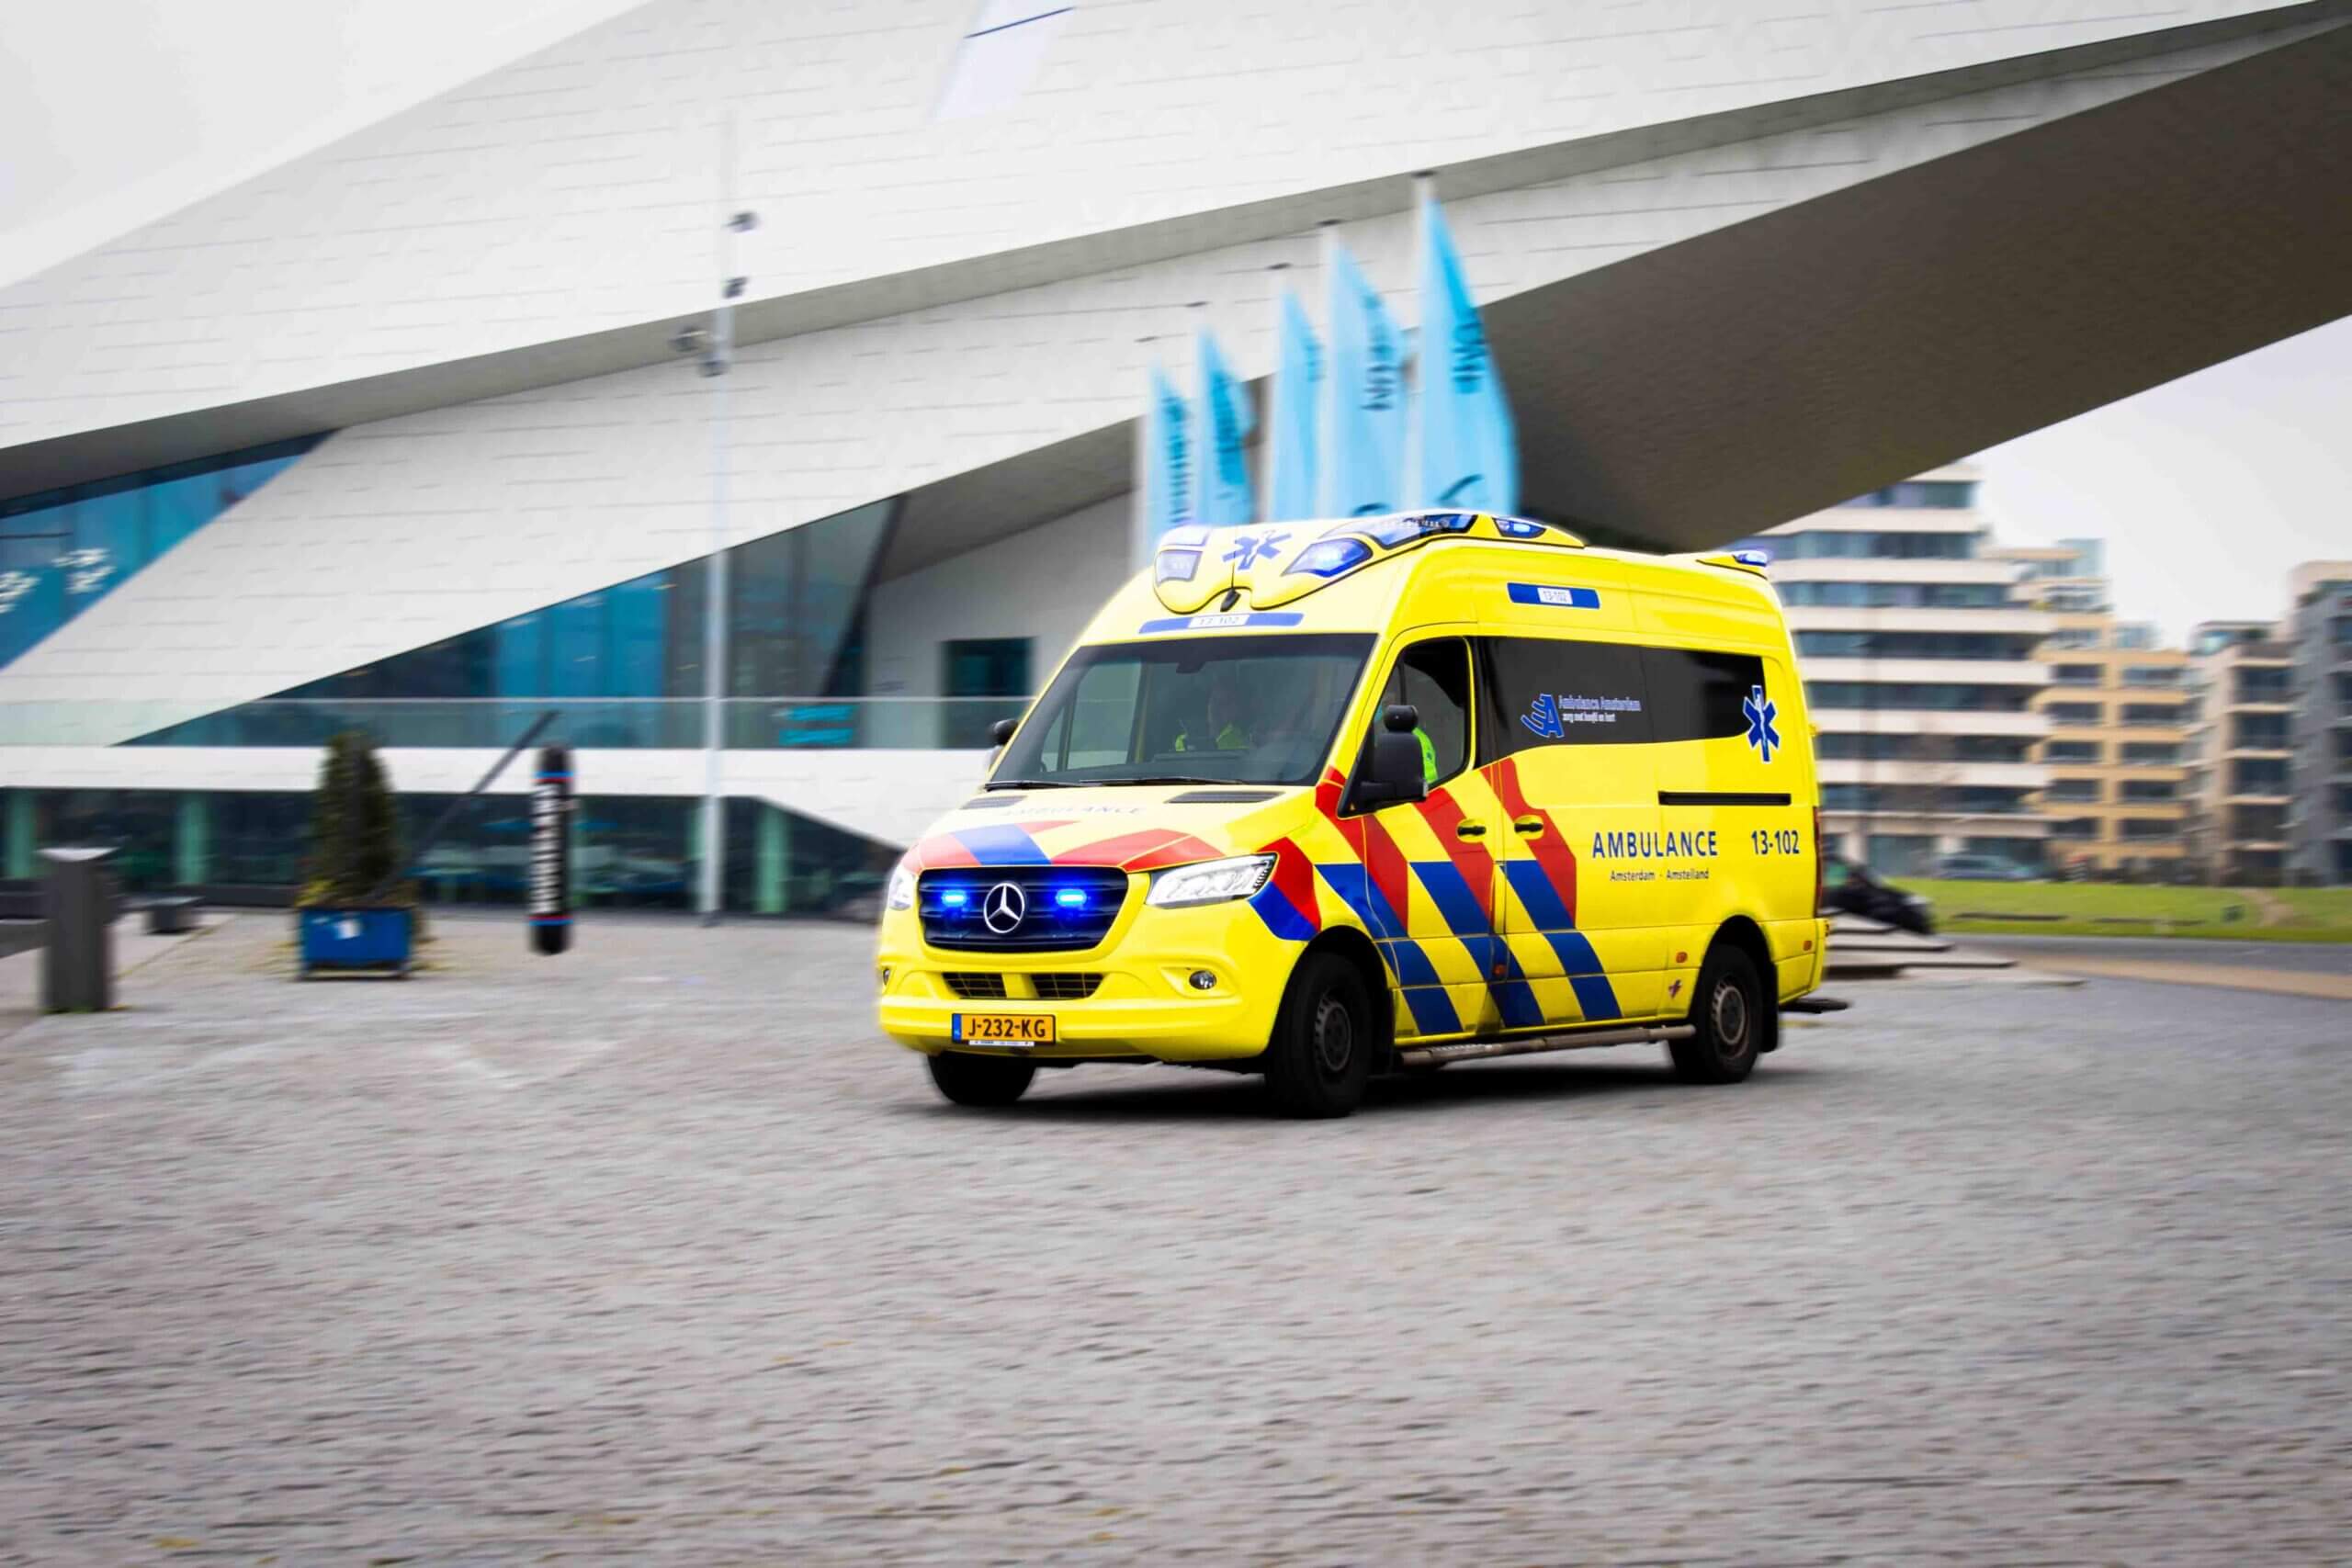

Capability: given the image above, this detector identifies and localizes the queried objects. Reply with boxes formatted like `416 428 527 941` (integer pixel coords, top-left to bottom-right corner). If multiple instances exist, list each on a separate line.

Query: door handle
1512 816 1544 838
1454 822 1487 840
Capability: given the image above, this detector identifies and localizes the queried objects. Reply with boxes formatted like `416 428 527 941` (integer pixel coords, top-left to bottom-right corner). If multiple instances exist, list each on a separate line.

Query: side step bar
1396 1022 1694 1069
1783 996 1851 1014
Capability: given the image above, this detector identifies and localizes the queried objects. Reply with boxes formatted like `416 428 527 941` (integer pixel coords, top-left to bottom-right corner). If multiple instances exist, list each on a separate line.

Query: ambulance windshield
990 633 1375 788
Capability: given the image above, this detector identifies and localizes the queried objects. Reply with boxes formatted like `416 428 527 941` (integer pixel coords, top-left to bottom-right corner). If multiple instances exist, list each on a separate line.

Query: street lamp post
695 109 754 924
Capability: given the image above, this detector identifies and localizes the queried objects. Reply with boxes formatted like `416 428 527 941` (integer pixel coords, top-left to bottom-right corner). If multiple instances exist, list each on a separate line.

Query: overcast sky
3 0 2344 641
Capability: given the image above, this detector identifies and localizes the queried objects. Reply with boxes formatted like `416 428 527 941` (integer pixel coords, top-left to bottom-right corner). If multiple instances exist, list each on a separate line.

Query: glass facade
1739 529 1976 559
1777 581 2009 609
1794 631 2039 661
1816 733 2034 763
1833 480 1977 509
0 435 324 669
1804 682 2034 712
0 786 891 918
120 499 967 750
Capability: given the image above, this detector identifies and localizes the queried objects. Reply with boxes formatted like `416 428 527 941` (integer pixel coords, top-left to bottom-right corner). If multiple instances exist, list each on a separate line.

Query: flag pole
1406 170 1437 509
1262 261 1291 521
1314 220 1340 519
1132 335 1158 570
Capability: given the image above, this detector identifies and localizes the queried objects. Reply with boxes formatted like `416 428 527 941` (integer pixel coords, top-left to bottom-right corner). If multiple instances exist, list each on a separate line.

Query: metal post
698 107 741 924
40 846 116 1013
1860 628 1876 869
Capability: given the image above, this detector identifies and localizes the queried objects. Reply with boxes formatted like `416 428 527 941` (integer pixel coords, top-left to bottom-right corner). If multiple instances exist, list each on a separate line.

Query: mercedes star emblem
982 881 1027 934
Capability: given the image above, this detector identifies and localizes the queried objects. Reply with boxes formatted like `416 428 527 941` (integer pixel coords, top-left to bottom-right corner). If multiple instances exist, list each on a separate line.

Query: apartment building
2285 562 2352 885
1737 468 2052 875
2184 620 2296 884
1992 539 2190 876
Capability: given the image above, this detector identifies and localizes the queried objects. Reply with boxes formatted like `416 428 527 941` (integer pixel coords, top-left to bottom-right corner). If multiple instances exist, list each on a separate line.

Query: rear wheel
926 1050 1036 1107
1669 944 1766 1085
1261 953 1374 1119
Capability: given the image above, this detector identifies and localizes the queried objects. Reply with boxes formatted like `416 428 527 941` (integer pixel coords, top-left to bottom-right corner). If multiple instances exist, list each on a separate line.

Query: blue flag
1137 362 1194 548
1263 288 1323 521
1318 241 1406 518
1194 326 1257 526
1405 191 1517 513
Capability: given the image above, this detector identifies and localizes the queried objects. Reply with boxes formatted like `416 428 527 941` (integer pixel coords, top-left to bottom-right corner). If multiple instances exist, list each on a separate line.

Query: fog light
1188 969 1217 991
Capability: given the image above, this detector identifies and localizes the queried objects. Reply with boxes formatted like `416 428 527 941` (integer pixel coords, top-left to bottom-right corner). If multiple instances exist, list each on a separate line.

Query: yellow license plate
953 1011 1056 1045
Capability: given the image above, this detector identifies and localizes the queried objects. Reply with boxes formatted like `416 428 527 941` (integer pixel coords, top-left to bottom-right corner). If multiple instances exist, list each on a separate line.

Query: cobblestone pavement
4 914 2347 1564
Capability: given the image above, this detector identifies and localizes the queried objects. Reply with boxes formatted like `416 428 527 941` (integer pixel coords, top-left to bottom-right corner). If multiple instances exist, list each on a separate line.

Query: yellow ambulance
876 511 1826 1117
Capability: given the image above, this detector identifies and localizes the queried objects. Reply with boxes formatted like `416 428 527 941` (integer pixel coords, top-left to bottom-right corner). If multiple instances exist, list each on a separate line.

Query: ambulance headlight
887 862 917 910
1146 853 1276 908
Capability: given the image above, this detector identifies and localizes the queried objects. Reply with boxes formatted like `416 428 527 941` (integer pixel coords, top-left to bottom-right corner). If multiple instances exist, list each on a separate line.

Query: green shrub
300 730 409 907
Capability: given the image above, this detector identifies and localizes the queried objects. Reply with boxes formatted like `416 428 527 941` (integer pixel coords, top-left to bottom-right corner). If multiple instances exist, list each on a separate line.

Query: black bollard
529 743 572 955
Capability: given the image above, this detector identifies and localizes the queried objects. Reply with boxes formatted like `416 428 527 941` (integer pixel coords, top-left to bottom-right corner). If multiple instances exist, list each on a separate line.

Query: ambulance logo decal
1521 693 1565 739
1743 684 1781 762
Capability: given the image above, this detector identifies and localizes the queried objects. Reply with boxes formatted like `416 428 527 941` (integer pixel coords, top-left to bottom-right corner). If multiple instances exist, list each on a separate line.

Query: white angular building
3 1 2348 911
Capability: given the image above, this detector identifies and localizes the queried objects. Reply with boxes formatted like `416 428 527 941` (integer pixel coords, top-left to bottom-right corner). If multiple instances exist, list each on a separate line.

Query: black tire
925 1050 1037 1108
1669 943 1766 1085
1261 953 1374 1119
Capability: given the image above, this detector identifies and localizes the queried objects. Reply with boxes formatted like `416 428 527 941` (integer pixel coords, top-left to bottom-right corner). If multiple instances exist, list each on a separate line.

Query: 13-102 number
1751 829 1803 856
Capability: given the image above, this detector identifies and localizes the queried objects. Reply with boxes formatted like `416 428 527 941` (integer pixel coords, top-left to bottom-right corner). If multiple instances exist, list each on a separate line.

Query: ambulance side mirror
989 717 1018 748
1346 705 1426 812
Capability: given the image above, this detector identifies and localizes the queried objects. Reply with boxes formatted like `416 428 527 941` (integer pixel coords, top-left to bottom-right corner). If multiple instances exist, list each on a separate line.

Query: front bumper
875 897 1293 1063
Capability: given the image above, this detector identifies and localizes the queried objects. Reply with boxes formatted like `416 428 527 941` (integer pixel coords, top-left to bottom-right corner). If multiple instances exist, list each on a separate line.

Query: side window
1476 636 1651 761
1642 647 1767 742
1370 638 1472 786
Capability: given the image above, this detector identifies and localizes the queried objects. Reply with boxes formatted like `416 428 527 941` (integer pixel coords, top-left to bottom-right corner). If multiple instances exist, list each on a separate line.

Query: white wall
867 494 1132 703
4 0 2307 454
3 31 2294 745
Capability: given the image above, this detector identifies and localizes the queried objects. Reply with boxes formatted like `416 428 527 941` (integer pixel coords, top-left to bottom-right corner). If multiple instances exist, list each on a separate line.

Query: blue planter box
297 906 413 976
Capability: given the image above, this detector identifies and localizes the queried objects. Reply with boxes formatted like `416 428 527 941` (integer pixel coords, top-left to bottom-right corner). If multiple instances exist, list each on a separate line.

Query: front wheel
1261 953 1374 1119
1668 944 1766 1085
926 1050 1036 1108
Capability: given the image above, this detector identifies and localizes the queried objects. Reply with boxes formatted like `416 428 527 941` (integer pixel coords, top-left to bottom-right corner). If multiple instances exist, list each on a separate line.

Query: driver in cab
1176 665 1437 785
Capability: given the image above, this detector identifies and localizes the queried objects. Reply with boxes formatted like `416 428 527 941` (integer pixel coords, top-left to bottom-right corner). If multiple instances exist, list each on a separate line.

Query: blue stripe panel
1136 611 1306 635
1317 862 1401 939
952 824 1049 864
1489 944 1544 1030
1398 985 1460 1035
1249 879 1317 942
1385 936 1447 993
1500 862 1588 950
1314 862 1459 1034
1410 860 1491 964
1507 581 1600 610
1570 974 1623 1021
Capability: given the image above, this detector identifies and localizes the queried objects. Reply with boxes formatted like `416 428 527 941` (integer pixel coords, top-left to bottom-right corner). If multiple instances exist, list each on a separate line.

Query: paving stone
2 913 2346 1563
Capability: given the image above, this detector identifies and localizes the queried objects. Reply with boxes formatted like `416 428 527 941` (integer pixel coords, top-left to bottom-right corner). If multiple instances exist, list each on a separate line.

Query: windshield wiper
984 779 1084 790
1119 775 1252 786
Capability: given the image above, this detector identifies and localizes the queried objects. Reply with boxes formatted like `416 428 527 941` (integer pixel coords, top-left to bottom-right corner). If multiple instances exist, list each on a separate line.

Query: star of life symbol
982 881 1027 934
1221 531 1289 569
1743 684 1781 762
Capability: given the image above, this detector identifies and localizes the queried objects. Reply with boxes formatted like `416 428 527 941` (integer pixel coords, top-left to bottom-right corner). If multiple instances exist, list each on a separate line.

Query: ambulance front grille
918 866 1129 952
1028 972 1102 1000
943 972 1009 999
